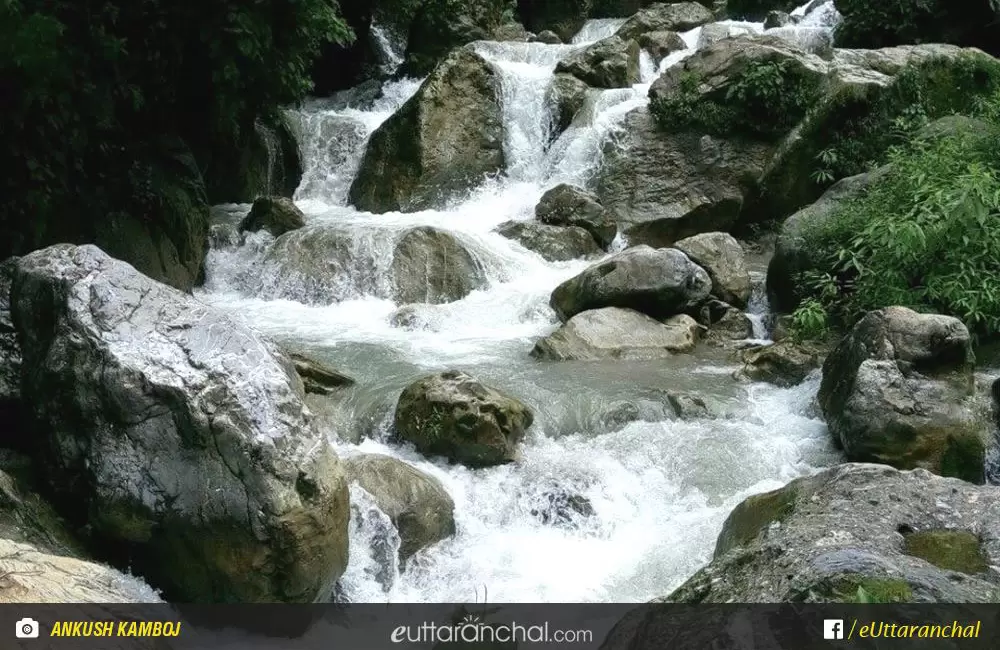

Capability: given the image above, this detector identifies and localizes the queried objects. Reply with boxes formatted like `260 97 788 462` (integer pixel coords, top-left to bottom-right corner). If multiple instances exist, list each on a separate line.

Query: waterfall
198 1 841 603
253 118 282 197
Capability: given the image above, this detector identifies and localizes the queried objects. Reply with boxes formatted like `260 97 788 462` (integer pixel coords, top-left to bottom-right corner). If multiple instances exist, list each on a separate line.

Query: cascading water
198 1 842 603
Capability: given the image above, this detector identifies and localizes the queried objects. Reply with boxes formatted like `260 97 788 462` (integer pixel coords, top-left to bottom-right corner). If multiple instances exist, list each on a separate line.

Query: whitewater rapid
198 2 842 603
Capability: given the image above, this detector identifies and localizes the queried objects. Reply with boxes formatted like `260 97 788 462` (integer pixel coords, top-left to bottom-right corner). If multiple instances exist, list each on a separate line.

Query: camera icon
15 618 40 639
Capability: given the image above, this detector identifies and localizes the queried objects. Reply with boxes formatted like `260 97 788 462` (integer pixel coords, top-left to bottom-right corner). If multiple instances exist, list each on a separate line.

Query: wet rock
11 244 350 602
725 0 800 21
767 168 889 313
616 2 714 42
554 36 641 89
535 184 618 249
494 22 533 42
596 107 774 247
665 464 1000 603
533 29 564 45
550 246 711 322
818 307 987 483
547 73 592 136
530 487 595 526
763 10 793 29
394 370 534 468
737 340 821 387
638 30 688 62
0 259 20 409
389 305 434 331
696 300 754 345
391 227 488 305
667 392 714 420
532 308 700 360
496 221 602 261
343 454 455 561
239 196 306 238
0 467 83 559
350 47 506 213
402 0 510 76
0 538 162 604
674 232 751 308
697 22 757 48
286 351 355 395
517 0 591 43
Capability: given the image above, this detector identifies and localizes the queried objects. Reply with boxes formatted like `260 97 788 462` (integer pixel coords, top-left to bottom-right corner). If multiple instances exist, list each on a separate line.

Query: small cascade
253 118 283 197
336 484 402 601
372 24 405 75
571 19 628 44
746 272 773 342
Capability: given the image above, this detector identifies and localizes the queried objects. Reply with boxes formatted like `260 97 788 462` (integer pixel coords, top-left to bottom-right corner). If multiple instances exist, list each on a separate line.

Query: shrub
651 58 821 139
792 114 1000 337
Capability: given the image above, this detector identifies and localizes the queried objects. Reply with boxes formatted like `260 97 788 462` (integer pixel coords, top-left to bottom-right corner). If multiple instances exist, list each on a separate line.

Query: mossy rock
828 576 914 603
903 529 989 575
714 484 799 558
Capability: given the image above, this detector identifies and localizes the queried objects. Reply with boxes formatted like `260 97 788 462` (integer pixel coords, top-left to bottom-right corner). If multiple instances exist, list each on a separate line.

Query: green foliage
829 577 913 603
836 0 999 55
789 299 830 342
0 0 351 258
652 58 821 139
794 117 1000 337
803 53 1000 182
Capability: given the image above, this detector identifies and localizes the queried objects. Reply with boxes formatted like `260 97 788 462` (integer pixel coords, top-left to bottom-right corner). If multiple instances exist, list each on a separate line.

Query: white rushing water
199 2 841 603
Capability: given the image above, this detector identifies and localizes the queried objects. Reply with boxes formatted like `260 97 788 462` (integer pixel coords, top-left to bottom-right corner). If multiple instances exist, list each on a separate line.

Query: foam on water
198 2 841 603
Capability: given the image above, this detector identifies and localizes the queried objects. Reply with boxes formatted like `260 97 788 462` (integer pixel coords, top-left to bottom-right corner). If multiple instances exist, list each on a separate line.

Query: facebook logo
823 619 845 640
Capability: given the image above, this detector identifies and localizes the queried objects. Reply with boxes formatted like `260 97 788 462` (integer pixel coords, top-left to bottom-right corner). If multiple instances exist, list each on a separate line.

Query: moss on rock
714 484 799 558
903 529 988 575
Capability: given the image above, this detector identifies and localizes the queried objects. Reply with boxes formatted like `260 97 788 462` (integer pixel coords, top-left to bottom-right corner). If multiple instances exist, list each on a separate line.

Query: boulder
818 307 987 483
11 244 350 602
533 29 564 45
402 0 511 75
554 36 641 89
766 167 889 313
697 23 757 49
547 73 593 136
0 538 162 604
674 232 750 307
835 0 1000 57
286 351 355 395
763 10 793 29
516 0 591 43
0 466 83 559
204 114 302 204
350 47 506 213
494 22 533 42
535 184 618 249
343 454 455 561
667 392 715 420
637 30 688 62
531 308 701 360
737 340 821 387
496 221 602 261
663 464 1000 603
529 485 594 526
394 371 534 467
239 196 306 238
550 246 711 322
391 227 488 304
596 107 774 247
696 300 754 345
616 3 714 42
0 258 20 408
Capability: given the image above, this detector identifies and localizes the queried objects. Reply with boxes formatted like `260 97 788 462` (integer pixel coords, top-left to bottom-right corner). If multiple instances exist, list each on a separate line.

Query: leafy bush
651 58 821 139
836 0 999 56
792 115 1000 337
0 0 351 263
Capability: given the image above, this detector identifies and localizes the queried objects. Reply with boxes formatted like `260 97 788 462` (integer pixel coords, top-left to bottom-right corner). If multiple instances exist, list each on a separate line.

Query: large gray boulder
818 307 987 483
596 107 774 247
637 30 688 62
391 227 488 305
547 73 592 136
239 196 306 238
554 36 641 89
394 371 534 468
517 0 591 43
343 454 455 561
673 232 750 307
496 221 602 261
350 47 506 213
616 2 714 42
11 244 350 602
737 340 821 387
536 184 618 249
663 464 1000 604
531 308 701 360
0 538 162 604
766 167 889 313
550 246 712 322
